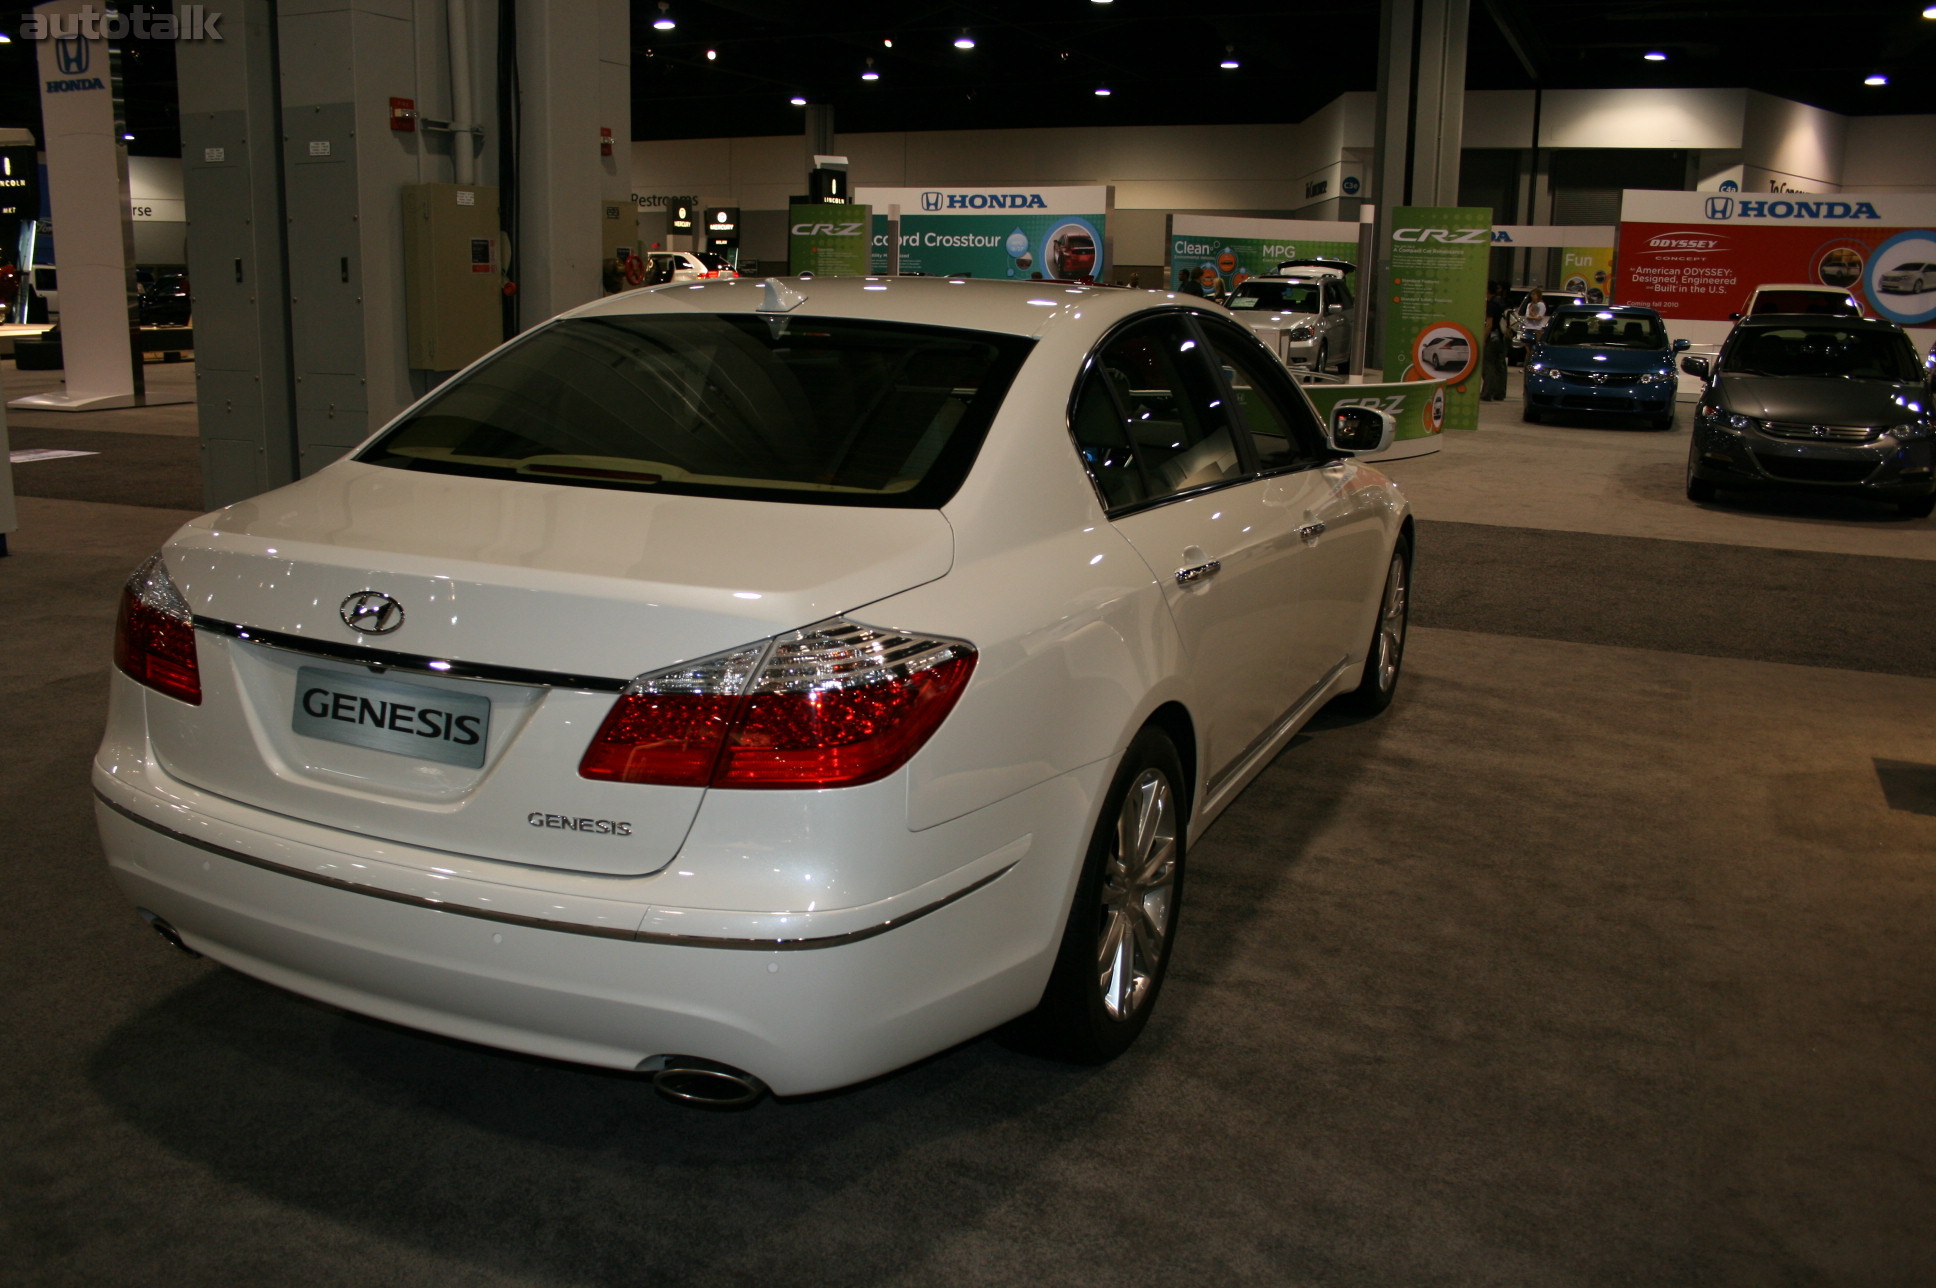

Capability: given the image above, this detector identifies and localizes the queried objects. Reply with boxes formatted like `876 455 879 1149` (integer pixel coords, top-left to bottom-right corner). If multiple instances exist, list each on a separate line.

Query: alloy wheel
1373 553 1409 692
1097 768 1178 1021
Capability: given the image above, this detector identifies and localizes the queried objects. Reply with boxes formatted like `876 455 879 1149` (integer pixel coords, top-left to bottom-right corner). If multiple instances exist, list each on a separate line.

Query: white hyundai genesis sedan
95 276 1412 1103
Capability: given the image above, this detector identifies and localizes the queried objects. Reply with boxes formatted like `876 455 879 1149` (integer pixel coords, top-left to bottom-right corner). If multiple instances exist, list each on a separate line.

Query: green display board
1383 206 1493 431
788 203 873 277
854 186 1110 280
1302 378 1447 444
1168 234 1357 297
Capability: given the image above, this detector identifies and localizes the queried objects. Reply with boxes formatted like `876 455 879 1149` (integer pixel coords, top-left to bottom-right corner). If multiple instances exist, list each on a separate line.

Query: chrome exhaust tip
647 1057 768 1110
138 909 202 958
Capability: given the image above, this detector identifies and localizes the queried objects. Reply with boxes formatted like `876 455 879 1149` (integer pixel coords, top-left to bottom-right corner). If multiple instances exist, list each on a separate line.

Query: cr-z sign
791 222 864 236
1332 395 1407 413
1393 228 1488 243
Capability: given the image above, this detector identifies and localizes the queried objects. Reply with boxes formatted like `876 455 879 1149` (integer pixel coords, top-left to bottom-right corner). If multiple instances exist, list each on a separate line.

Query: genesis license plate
292 666 491 769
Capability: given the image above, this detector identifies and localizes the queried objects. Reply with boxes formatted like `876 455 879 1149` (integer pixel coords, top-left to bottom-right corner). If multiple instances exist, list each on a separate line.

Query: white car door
1069 315 1309 779
1198 318 1391 690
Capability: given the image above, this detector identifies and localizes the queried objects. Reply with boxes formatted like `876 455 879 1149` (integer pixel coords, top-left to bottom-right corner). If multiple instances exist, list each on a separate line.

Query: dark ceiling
629 0 1936 139
0 1 1928 158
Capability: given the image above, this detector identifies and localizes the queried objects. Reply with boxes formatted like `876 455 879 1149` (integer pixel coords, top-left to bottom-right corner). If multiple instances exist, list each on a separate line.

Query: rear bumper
93 752 1106 1095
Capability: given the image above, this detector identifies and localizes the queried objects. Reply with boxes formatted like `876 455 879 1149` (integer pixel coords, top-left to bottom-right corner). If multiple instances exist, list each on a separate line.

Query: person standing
1520 286 1549 352
1481 281 1509 401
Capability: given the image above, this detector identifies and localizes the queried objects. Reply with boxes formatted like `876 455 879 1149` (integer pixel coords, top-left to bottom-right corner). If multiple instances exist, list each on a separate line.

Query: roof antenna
758 278 806 313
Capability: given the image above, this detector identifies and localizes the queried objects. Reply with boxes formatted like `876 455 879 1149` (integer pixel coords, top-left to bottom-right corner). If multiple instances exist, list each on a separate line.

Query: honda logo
55 36 89 74
1705 196 1734 220
920 191 942 211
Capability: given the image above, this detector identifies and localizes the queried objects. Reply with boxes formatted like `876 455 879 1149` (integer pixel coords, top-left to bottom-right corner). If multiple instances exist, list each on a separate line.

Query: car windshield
1726 326 1920 381
360 314 1034 506
1749 290 1856 316
1543 313 1667 348
1229 282 1320 313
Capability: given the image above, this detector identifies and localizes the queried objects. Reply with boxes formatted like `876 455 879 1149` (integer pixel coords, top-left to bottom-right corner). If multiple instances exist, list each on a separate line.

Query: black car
138 273 192 326
1681 315 1935 518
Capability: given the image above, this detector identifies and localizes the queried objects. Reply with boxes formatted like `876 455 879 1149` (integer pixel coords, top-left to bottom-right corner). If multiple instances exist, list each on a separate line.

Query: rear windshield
360 314 1034 507
1749 290 1857 316
1726 325 1920 381
1544 312 1668 348
1229 282 1320 313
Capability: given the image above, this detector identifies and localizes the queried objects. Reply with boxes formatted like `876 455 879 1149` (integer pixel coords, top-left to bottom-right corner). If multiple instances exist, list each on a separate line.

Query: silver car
1224 259 1355 374
1877 262 1935 295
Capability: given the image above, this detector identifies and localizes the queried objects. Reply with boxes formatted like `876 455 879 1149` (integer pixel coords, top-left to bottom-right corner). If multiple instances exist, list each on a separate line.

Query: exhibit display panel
853 185 1109 280
1166 215 1359 296
1616 191 1936 330
1383 206 1492 431
788 202 872 276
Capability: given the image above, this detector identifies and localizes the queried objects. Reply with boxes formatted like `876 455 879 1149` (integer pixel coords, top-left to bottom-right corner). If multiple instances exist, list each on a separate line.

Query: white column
516 0 630 327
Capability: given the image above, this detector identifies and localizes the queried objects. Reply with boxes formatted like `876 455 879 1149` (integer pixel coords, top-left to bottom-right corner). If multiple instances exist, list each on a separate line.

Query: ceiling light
122 132 134 140
1220 45 1240 70
862 57 880 81
652 3 674 31
790 95 807 106
954 31 975 50
1925 4 1935 16
705 48 716 61
1643 50 1666 61
1094 85 1111 96
0 33 12 43
1865 73 1889 85
882 37 893 48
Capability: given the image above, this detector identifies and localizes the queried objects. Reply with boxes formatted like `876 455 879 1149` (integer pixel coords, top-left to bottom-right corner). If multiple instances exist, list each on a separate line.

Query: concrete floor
4 362 1933 1286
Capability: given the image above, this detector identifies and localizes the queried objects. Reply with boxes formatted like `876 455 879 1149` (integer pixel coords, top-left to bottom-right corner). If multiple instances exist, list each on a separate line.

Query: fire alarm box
402 182 501 370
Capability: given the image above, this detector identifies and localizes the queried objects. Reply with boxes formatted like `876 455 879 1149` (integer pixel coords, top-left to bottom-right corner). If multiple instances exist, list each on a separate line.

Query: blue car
1522 305 1689 431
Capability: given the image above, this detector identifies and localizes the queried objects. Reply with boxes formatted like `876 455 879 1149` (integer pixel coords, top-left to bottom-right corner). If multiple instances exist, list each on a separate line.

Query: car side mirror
1327 304 1344 315
1672 338 1690 352
1680 355 1711 379
1728 313 1742 322
1329 405 1394 456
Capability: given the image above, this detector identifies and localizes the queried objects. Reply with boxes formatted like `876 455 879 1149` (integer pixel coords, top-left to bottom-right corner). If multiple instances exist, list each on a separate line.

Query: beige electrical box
602 201 630 263
402 182 502 371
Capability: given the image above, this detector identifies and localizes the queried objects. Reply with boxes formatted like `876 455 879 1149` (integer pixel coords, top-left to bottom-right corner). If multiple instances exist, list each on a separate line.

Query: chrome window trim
194 617 630 693
96 790 1014 951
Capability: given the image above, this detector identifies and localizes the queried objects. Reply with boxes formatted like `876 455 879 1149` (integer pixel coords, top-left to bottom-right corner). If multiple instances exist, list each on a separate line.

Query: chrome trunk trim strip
193 617 629 692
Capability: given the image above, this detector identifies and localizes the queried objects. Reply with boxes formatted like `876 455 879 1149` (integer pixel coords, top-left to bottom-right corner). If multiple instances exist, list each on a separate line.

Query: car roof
1548 304 1661 318
565 274 1218 339
1240 275 1332 285
1731 313 1904 333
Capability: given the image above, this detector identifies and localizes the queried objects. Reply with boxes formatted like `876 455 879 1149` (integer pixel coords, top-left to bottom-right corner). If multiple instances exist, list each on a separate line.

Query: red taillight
113 553 202 705
578 621 975 790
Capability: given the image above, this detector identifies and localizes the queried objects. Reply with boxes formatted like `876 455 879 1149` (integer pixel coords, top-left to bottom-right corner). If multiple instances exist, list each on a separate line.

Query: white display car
95 277 1413 1104
648 249 738 283
1223 259 1356 374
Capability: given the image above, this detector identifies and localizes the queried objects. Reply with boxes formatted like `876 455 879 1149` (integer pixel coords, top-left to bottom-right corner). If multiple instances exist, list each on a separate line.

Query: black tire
1522 403 1541 424
1686 464 1717 503
1651 410 1675 431
1335 533 1412 716
1899 494 1936 519
1312 343 1327 376
1010 727 1187 1064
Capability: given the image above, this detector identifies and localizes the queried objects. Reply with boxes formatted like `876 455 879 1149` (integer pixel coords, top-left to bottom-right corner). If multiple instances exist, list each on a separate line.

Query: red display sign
1615 191 1936 329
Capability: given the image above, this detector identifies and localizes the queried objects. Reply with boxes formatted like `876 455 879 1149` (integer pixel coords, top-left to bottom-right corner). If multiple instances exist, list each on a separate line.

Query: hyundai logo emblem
920 190 943 212
1705 196 1734 221
55 36 89 75
340 591 406 635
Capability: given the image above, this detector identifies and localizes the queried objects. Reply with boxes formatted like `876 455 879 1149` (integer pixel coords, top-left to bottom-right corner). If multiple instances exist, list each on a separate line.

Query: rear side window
360 314 1033 507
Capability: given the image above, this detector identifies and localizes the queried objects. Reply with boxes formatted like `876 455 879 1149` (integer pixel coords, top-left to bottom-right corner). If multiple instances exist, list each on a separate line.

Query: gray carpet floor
4 468 1934 1284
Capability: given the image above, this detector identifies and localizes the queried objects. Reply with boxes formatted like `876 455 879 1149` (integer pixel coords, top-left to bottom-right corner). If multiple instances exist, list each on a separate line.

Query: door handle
1298 522 1326 542
1175 559 1222 585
